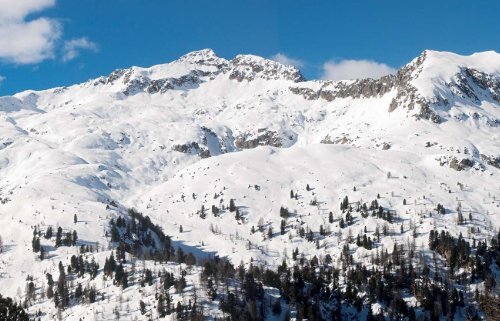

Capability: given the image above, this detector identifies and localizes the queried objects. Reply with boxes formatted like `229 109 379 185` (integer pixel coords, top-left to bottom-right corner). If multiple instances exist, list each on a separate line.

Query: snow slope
0 49 498 319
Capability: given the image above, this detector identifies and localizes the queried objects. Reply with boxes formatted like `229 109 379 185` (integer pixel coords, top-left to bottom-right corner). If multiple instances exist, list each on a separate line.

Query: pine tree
0 294 29 321
39 246 45 260
121 272 128 288
280 206 289 218
32 236 40 253
46 273 54 299
329 211 334 223
55 227 63 247
74 283 83 301
340 196 349 211
72 230 78 246
272 299 282 315
176 301 183 319
73 214 78 224
110 223 120 242
145 269 153 286
229 199 236 212
44 226 53 239
280 220 286 235
57 261 68 308
88 286 96 303
306 229 313 242
339 218 345 228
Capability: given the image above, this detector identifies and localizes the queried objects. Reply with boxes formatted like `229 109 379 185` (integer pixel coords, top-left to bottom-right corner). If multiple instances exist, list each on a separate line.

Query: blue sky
0 0 499 95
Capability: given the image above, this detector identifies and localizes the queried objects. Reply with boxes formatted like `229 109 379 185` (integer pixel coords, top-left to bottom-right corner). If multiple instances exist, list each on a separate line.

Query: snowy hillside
0 49 498 320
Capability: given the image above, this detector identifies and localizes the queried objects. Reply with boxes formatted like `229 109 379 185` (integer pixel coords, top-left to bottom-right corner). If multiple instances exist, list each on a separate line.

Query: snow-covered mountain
0 49 498 320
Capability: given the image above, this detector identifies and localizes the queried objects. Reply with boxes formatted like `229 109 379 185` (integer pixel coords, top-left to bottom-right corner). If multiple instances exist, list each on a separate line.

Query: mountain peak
178 48 228 66
230 53 305 82
406 49 500 101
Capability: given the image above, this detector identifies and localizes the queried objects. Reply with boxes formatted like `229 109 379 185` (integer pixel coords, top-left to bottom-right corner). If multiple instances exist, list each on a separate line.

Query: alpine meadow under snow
0 49 498 321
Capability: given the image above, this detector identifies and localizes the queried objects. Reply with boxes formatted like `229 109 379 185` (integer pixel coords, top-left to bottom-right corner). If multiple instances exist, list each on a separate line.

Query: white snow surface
0 49 498 320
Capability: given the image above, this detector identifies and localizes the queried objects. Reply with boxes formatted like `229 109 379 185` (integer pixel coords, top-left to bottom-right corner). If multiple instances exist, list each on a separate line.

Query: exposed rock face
290 51 500 125
229 55 305 82
234 129 283 149
449 157 474 171
93 49 305 97
288 53 439 121
91 50 500 127
81 49 500 159
320 134 353 145
481 154 500 169
172 142 211 158
331 75 397 100
177 48 229 68
447 67 500 103
170 126 232 158
123 71 209 96
172 127 289 154
289 87 319 100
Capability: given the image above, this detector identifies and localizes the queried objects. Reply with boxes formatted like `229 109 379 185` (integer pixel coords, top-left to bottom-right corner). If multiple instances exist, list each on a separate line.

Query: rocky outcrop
124 72 209 96
320 134 354 145
170 126 231 158
290 51 500 125
449 157 474 171
447 67 500 104
229 55 305 83
481 154 500 169
234 129 283 149
93 49 306 95
289 51 445 123
92 49 498 127
171 142 211 158
289 87 319 100
177 49 229 68
333 75 397 99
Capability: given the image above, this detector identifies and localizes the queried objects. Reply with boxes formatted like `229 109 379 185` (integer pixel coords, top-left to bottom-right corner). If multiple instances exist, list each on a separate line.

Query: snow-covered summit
177 48 227 65
402 49 500 100
230 53 305 82
69 49 305 97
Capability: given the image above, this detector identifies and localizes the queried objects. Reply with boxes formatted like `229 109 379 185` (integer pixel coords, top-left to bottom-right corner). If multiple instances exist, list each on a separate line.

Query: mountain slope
0 49 498 320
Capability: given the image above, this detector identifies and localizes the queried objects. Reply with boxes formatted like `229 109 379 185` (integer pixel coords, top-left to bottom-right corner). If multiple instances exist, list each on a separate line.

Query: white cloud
0 75 5 85
62 37 98 62
0 0 61 64
321 59 396 81
0 0 97 65
271 53 304 68
0 0 55 21
0 18 61 64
